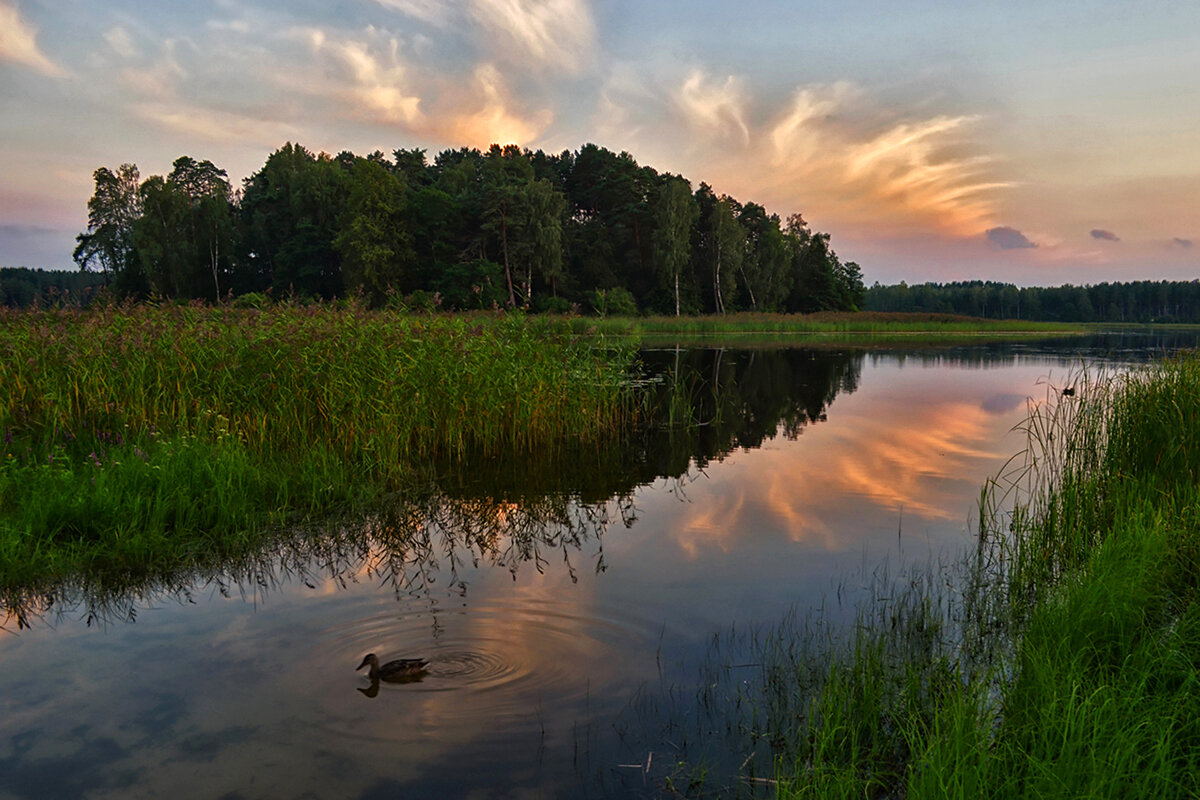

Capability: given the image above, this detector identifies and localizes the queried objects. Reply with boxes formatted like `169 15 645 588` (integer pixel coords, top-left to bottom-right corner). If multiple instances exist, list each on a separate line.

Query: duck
356 652 429 681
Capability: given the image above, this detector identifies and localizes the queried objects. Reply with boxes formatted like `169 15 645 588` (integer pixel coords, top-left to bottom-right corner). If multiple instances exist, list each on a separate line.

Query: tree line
0 267 106 308
71 142 865 315
866 279 1200 323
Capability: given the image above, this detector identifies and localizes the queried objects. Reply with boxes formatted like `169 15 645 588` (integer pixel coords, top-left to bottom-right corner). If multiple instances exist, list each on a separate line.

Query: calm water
2 330 1197 799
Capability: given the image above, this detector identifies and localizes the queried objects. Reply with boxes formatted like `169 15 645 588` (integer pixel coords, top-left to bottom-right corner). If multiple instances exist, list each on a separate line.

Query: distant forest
66 142 866 315
866 280 1200 323
0 267 105 308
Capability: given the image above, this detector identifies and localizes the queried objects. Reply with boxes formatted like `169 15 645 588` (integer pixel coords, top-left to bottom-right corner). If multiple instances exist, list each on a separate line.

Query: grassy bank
568 311 1083 342
720 354 1200 798
0 304 636 587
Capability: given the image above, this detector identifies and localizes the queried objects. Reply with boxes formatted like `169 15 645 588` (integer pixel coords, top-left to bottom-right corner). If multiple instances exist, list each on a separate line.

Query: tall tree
520 178 567 302
133 175 192 297
73 164 144 295
481 145 534 306
167 156 234 300
240 143 347 298
706 196 744 314
334 157 414 304
651 175 699 316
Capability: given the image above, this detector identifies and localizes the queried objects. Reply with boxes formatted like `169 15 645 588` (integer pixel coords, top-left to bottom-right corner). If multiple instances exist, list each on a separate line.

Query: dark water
2 329 1197 799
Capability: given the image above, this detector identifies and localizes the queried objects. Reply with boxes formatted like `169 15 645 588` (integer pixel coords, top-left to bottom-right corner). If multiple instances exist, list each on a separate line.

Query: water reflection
5 332 1200 799
1 488 635 631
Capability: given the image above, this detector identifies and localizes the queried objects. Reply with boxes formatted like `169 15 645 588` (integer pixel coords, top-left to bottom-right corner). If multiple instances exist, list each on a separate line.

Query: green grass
0 302 638 588
737 354 1200 799
566 311 1083 342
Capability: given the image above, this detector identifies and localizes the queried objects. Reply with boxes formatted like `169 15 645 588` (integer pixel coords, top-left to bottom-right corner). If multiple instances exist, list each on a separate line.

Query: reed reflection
0 489 634 632
3 346 870 629
6 343 1064 631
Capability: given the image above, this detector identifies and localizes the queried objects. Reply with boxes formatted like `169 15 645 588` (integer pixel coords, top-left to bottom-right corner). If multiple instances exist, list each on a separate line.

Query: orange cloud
422 63 553 147
601 73 1007 240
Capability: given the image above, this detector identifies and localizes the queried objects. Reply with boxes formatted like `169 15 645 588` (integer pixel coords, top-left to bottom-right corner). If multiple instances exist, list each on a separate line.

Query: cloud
0 1 65 77
371 0 453 26
309 29 423 125
760 86 1005 235
986 226 1038 249
470 0 594 71
103 26 137 59
423 63 553 146
134 102 301 146
1090 228 1120 242
599 75 1008 238
370 0 595 72
118 46 186 100
1172 237 1193 248
677 71 750 145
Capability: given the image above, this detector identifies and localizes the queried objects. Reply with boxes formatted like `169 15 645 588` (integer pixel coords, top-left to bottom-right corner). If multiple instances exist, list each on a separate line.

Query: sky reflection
0 348 1096 799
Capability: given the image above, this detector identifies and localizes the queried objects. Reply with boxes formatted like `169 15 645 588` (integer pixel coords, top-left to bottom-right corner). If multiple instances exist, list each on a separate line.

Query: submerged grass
0 303 637 587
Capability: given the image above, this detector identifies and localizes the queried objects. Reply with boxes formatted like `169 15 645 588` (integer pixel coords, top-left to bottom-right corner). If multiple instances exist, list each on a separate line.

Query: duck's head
356 653 379 671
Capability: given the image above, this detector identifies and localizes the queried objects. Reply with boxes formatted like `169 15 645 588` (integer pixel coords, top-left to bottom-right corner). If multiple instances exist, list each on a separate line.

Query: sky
1 0 1197 286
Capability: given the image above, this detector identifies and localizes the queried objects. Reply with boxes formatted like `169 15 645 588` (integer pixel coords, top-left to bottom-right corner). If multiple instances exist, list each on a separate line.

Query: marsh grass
568 311 1081 341
0 303 637 586
645 353 1200 798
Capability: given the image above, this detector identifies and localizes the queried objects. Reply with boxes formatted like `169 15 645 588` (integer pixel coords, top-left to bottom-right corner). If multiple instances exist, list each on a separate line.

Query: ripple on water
310 599 659 744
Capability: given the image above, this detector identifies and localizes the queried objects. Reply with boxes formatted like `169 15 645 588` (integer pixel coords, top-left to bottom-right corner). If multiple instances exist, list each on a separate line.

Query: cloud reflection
655 364 1033 559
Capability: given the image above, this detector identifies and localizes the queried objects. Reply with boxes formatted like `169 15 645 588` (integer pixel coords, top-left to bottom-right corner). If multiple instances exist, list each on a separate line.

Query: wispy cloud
369 0 595 72
470 0 594 71
306 28 423 125
0 1 65 77
371 0 452 26
1090 228 1120 242
986 226 1037 249
604 74 1007 238
117 43 186 100
677 71 750 145
134 102 301 146
103 26 138 59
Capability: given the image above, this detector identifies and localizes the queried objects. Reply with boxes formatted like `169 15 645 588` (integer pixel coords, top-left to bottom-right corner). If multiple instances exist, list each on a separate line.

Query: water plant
0 302 637 587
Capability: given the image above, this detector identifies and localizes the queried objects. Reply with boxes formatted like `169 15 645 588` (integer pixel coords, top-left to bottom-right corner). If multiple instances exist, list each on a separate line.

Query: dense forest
67 142 865 315
866 280 1200 323
0 267 106 308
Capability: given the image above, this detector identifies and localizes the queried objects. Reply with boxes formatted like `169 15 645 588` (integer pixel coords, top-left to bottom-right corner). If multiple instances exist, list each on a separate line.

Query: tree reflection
1 346 865 629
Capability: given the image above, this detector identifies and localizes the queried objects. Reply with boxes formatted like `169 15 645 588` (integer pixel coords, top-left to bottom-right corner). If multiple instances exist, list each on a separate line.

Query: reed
0 302 637 585
567 311 1081 339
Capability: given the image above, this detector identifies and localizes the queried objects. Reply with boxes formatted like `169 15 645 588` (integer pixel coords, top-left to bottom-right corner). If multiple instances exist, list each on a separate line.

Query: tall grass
0 303 637 586
568 311 1082 340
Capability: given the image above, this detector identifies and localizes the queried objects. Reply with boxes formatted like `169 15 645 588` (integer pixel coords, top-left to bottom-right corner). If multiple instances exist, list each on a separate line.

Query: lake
2 330 1197 799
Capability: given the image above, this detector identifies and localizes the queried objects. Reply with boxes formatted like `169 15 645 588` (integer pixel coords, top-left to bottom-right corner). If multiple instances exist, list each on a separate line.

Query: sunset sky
2 0 1197 285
